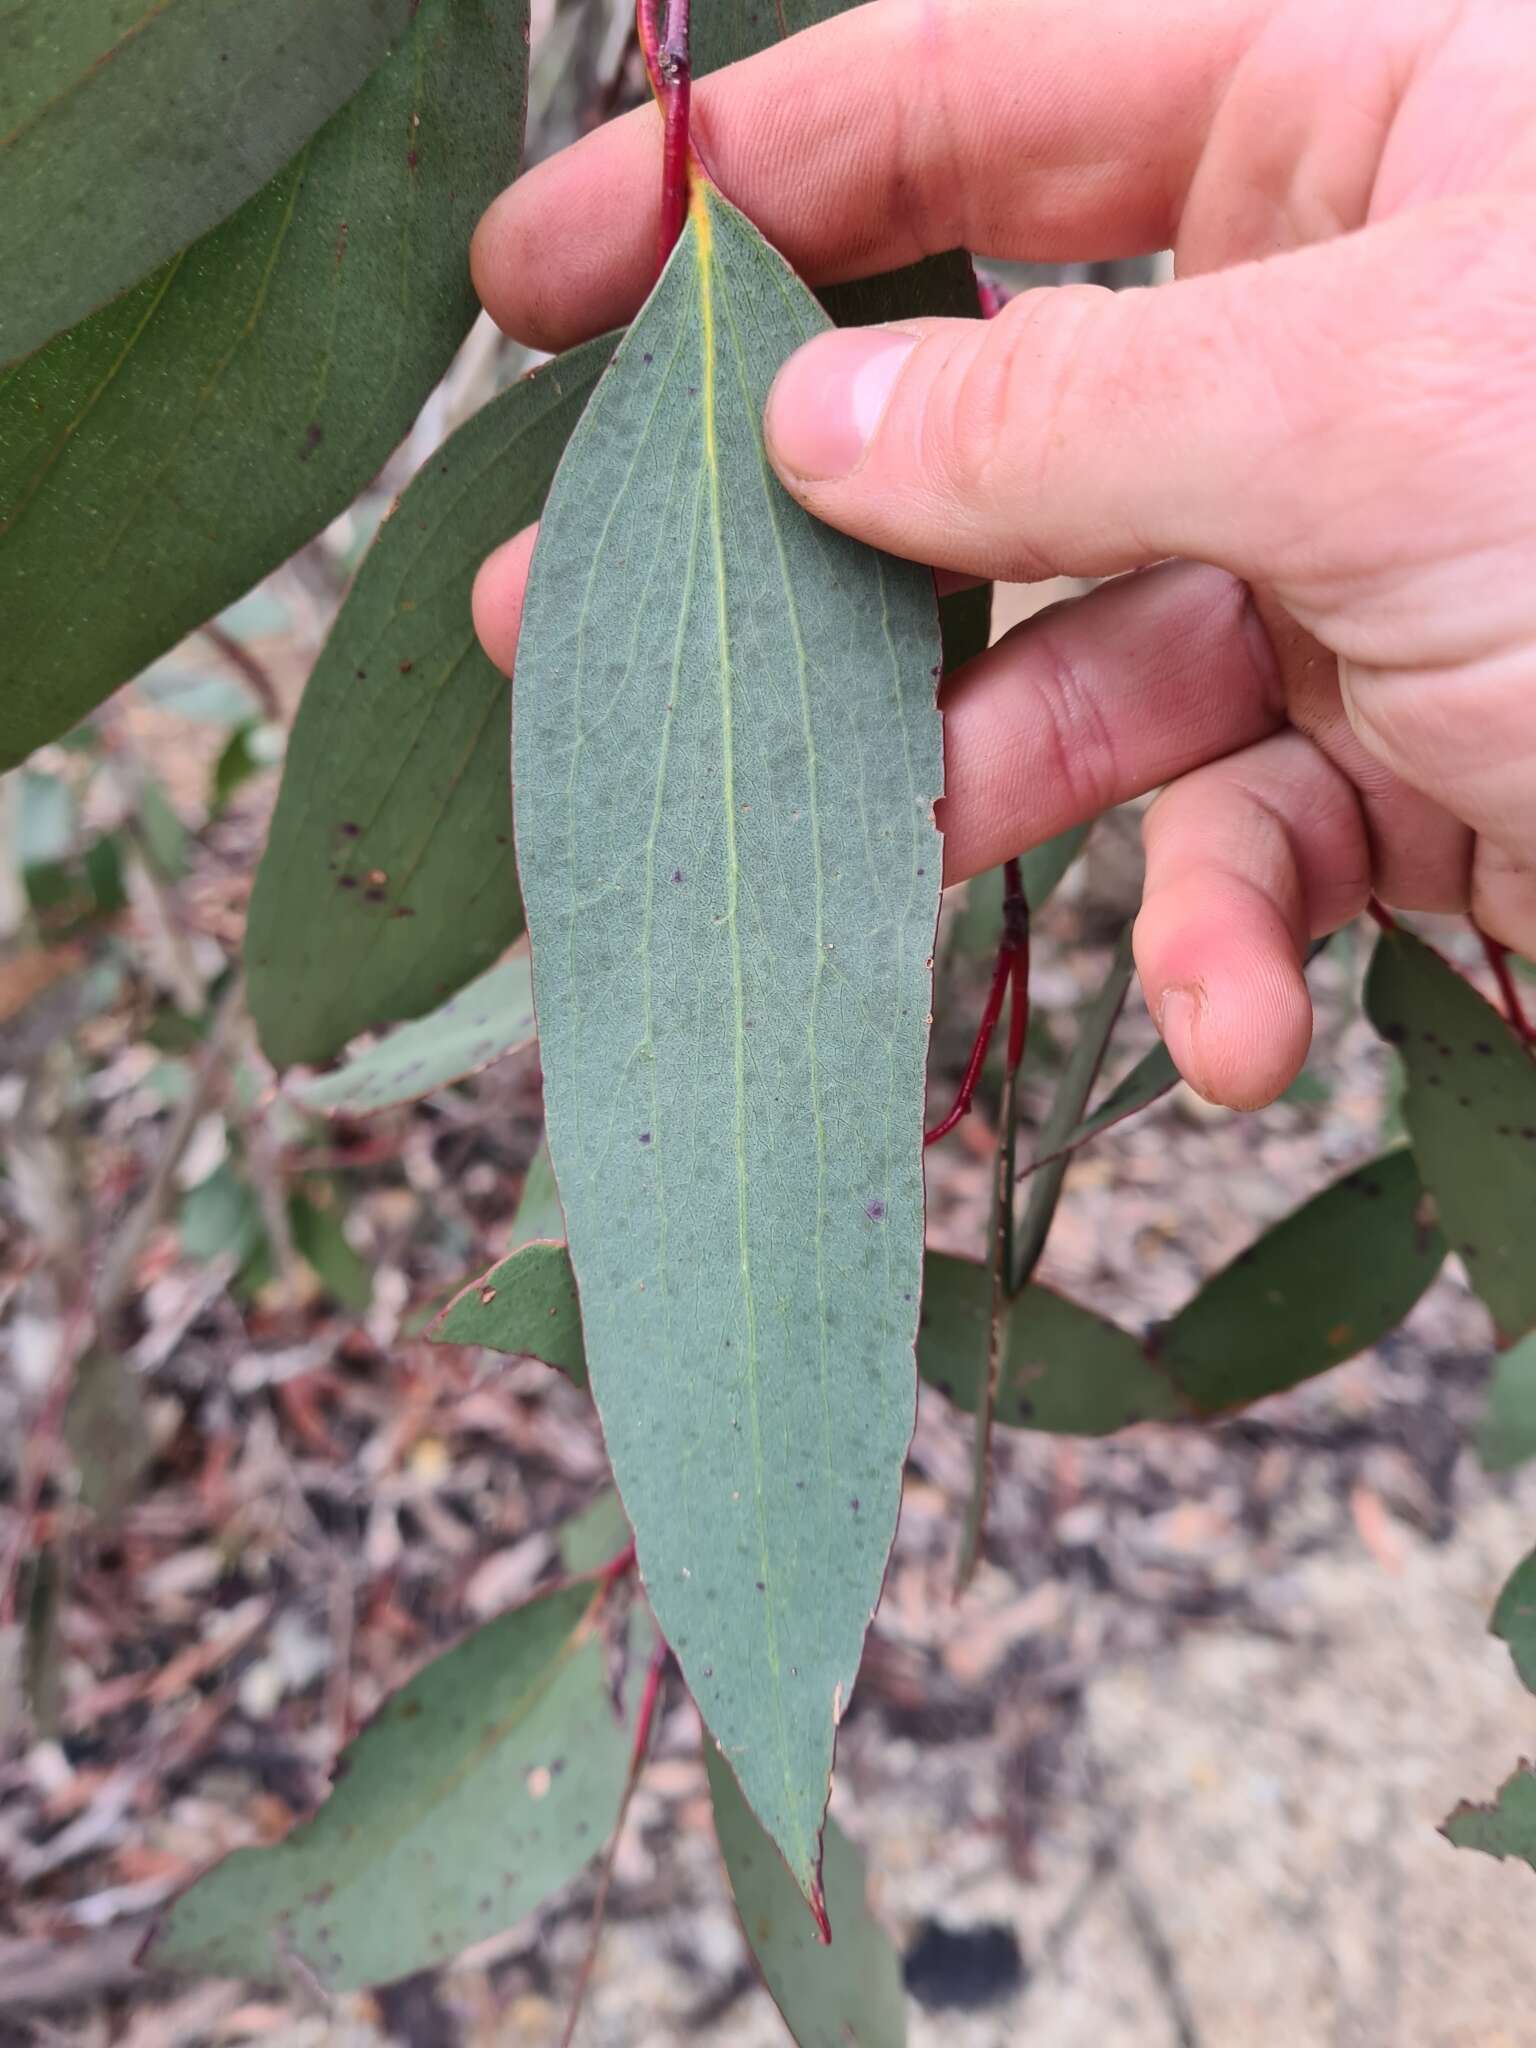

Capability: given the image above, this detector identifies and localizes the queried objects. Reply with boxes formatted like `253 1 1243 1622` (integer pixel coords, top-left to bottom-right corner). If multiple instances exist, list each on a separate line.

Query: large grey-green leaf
1365 930 1536 1340
288 948 534 1117
513 182 943 1908
707 1747 907 2047
148 1580 634 1990
1155 1148 1445 1410
0 0 528 772
246 338 613 1064
1 0 412 367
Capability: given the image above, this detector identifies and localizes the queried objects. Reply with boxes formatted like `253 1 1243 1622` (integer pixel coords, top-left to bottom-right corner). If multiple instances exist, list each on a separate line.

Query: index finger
473 0 1262 352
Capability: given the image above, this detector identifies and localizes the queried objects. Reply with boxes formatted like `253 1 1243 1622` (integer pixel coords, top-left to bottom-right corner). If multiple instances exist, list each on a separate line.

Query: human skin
469 0 1536 1110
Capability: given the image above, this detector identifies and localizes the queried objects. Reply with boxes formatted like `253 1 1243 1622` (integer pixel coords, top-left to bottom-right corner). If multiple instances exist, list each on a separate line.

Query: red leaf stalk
638 0 692 273
926 859 1031 1145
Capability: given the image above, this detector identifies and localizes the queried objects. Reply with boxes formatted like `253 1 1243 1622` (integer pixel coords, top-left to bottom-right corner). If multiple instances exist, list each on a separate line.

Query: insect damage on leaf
511 176 943 1909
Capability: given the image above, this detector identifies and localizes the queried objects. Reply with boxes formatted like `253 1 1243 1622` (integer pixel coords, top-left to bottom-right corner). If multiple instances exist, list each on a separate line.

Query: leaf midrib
693 184 800 1874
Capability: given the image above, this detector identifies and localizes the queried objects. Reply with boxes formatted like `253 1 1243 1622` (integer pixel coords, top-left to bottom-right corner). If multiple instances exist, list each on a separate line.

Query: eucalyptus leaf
1477 1330 1536 1474
508 1141 565 1249
707 1747 907 2046
1154 1148 1445 1410
287 950 535 1117
1365 929 1536 1339
429 1240 587 1388
1 0 412 366
0 0 528 770
1012 929 1136 1288
558 1490 632 1576
513 181 943 1907
1492 1549 1536 1695
148 1579 636 1990
246 338 612 1064
1021 1040 1179 1177
1442 1765 1536 1873
919 1252 1182 1434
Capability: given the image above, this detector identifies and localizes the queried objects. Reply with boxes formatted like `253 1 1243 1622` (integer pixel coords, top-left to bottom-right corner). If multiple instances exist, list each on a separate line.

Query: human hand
470 0 1536 1109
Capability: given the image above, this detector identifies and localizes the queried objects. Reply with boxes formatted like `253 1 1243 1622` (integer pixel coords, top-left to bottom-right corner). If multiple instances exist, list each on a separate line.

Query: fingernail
1157 986 1201 1080
765 328 920 481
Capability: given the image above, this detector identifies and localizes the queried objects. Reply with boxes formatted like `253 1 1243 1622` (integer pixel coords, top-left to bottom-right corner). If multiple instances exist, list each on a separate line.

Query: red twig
1367 895 1399 933
638 0 692 272
926 860 1031 1145
1475 923 1536 1044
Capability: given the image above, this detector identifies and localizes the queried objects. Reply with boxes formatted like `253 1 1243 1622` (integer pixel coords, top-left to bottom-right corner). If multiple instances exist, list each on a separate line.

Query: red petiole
639 0 693 273
926 858 1030 1146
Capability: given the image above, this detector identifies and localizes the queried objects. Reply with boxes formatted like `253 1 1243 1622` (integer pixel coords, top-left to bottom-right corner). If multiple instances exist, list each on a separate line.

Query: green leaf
1365 929 1536 1340
290 1192 372 1313
508 1141 565 1249
558 1490 631 1576
287 949 535 1117
246 338 612 1065
514 183 943 1908
918 1252 1184 1434
938 585 992 676
18 772 75 870
1155 1148 1446 1410
706 1747 907 2045
1442 1765 1536 1872
65 1348 151 1516
429 1241 587 1389
1025 1040 1180 1175
1 0 413 367
1476 1331 1536 1474
1492 1549 1536 1695
149 1579 636 1990
179 1164 263 1266
0 0 528 771
1012 928 1136 1288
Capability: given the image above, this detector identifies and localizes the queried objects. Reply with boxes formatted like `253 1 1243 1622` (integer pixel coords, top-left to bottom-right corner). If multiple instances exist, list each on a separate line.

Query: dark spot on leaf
340 821 361 836
300 423 323 460
365 887 386 902
338 875 358 889
399 660 414 674
643 351 654 365
398 1700 423 1721
1475 1041 1494 1055
755 1580 765 1592
639 1131 651 1144
1381 1021 1407 1044
406 148 420 171
671 868 684 883
850 1496 860 1513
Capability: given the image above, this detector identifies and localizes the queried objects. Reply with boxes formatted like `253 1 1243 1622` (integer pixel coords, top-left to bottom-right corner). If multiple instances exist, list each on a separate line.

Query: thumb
762 199 1511 592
